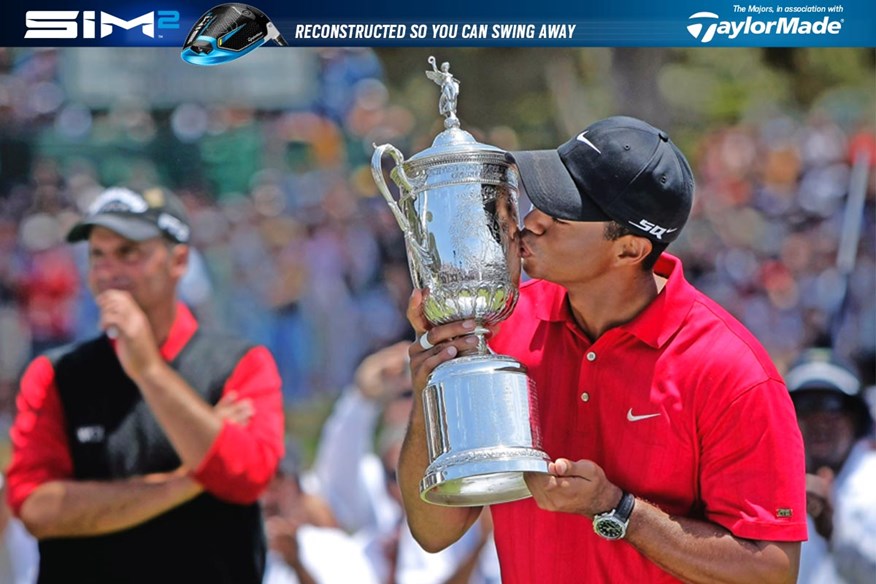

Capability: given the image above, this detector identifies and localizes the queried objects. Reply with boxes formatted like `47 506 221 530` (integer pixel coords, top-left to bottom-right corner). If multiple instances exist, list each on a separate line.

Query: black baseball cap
786 348 873 436
508 116 695 243
67 186 191 244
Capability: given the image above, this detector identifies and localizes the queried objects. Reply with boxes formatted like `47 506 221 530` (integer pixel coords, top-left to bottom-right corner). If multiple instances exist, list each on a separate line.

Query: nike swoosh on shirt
626 409 660 422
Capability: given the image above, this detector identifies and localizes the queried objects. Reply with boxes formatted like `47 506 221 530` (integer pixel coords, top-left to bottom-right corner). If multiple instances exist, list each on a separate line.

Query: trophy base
420 448 551 506
419 354 550 507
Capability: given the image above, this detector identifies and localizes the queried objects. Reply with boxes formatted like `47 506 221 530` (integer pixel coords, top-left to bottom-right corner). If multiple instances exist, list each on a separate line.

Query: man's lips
519 234 533 258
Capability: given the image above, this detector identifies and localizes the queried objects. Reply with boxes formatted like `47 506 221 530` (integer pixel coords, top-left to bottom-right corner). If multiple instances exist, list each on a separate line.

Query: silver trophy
371 57 550 507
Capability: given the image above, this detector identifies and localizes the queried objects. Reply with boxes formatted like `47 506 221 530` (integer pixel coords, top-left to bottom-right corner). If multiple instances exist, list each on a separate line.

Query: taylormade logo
687 11 842 43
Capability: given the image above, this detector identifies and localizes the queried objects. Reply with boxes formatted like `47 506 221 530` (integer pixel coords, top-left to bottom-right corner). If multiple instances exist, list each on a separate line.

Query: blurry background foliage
375 47 874 153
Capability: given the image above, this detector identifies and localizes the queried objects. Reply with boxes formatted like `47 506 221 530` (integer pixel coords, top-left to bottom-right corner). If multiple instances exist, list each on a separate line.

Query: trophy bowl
371 57 550 506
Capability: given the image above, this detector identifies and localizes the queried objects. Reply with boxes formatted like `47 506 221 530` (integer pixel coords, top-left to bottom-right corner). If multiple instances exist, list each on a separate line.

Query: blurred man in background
787 348 876 584
313 341 500 583
262 442 380 584
0 473 38 584
5 186 285 584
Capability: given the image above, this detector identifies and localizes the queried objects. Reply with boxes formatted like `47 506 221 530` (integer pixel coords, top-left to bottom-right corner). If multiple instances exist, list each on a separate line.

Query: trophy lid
407 57 506 165
407 127 505 164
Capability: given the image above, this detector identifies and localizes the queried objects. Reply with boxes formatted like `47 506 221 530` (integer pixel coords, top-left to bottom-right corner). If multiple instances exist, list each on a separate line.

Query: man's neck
566 271 665 341
146 301 178 347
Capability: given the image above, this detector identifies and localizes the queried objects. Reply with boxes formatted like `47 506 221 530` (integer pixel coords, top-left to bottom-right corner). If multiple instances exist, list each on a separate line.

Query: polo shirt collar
618 254 695 348
108 301 199 362
160 302 199 361
533 253 695 349
533 278 572 323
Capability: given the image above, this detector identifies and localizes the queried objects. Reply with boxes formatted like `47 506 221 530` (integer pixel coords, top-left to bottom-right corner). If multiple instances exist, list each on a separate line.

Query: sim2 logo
25 10 180 39
686 11 843 43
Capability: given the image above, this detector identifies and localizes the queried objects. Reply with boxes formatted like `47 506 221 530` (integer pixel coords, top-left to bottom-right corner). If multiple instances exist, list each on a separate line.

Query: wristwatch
592 491 635 540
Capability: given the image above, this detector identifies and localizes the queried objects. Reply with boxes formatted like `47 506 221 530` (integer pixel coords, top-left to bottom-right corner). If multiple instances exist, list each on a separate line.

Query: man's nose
522 208 550 234
90 255 118 275
89 256 127 285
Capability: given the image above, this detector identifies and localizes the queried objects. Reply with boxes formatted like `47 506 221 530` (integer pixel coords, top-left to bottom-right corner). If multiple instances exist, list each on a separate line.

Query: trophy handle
372 143 413 233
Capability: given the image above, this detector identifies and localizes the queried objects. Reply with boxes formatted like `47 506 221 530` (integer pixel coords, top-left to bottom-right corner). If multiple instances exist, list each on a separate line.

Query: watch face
594 516 626 540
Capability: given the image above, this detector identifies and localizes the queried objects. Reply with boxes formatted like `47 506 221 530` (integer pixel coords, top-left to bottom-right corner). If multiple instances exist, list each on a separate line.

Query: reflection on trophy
371 57 550 507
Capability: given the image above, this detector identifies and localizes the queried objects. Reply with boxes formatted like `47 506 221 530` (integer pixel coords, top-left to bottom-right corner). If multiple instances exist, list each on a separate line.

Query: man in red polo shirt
5 187 285 583
399 116 807 583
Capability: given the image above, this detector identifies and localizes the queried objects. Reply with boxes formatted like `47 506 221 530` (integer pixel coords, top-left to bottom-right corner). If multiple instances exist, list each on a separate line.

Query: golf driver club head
181 3 287 66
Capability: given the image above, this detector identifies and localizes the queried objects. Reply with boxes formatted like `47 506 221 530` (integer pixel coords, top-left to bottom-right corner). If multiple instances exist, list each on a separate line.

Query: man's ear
170 244 190 279
614 235 652 268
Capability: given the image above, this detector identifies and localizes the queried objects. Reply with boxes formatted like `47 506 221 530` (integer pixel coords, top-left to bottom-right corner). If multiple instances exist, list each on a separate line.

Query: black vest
38 330 266 584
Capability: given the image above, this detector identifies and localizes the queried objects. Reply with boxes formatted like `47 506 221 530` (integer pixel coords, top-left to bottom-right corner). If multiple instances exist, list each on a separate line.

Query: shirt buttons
586 351 597 362
580 392 590 402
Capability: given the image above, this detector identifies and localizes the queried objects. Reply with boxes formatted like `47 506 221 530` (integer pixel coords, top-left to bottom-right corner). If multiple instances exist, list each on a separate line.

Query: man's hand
354 341 411 402
265 515 303 568
406 289 482 392
214 391 254 426
96 289 164 383
524 458 623 518
806 467 835 541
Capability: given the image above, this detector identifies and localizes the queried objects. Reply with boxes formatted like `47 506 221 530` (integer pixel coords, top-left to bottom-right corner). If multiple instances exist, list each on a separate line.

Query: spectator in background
0 473 39 584
262 443 379 584
313 342 500 583
14 212 79 357
787 348 876 584
5 186 285 583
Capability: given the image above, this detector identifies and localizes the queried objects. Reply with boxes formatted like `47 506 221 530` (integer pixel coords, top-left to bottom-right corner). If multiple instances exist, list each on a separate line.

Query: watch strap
614 491 635 523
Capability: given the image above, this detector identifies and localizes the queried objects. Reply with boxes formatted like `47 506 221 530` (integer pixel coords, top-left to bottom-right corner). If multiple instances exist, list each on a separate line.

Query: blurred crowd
677 112 876 377
0 46 874 429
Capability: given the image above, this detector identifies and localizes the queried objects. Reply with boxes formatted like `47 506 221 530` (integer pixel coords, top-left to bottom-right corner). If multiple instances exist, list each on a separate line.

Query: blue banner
5 0 874 47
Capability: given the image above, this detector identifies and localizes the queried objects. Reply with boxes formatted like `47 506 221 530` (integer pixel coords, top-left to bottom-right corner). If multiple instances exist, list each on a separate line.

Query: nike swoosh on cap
576 131 601 154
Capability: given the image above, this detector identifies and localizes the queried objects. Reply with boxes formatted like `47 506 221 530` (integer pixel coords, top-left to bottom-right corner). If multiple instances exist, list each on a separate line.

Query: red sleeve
192 346 285 504
5 356 73 516
699 378 808 541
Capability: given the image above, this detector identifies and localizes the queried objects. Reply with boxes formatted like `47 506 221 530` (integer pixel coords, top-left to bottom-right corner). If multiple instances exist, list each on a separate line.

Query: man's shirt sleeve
192 345 284 504
6 356 74 516
698 377 808 541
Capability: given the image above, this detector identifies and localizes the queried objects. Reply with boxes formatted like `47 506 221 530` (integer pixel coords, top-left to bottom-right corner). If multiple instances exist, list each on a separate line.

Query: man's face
261 475 302 520
794 391 857 473
519 208 615 286
87 226 186 311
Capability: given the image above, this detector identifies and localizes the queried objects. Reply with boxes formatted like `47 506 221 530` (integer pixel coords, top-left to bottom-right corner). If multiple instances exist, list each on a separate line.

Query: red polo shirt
488 254 806 583
6 303 285 514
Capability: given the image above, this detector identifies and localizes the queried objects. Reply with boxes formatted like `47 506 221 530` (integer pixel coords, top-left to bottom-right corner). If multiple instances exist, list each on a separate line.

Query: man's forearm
312 389 380 532
133 363 223 469
397 398 480 552
626 499 800 584
19 471 203 539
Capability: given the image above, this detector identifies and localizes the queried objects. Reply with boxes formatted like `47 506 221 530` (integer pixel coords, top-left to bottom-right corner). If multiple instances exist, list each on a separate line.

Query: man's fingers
549 458 595 480
416 344 458 369
96 290 143 339
215 392 254 425
410 320 478 356
406 288 430 332
216 391 238 406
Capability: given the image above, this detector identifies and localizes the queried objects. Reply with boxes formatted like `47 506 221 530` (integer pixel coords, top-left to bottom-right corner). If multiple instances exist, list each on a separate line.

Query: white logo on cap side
576 131 601 154
157 213 190 243
629 219 677 240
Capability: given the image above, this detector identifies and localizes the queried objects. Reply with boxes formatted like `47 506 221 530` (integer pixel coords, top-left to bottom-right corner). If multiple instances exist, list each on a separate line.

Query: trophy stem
473 325 490 355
